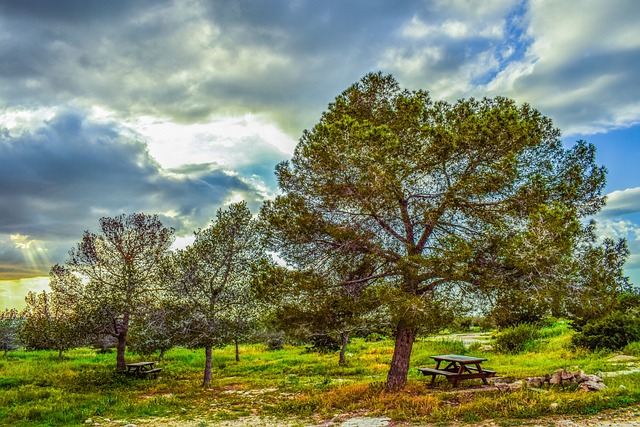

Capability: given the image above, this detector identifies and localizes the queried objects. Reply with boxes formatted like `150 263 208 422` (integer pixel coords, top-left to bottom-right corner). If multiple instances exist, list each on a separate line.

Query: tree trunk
339 331 349 365
235 339 240 362
58 348 63 358
386 324 416 392
116 333 127 371
115 311 130 372
203 345 213 386
159 348 166 361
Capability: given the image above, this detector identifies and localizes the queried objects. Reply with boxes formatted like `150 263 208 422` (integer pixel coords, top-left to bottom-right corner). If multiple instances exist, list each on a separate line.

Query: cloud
598 188 640 218
0 0 410 135
0 110 267 279
593 187 640 284
0 0 638 138
1 0 639 288
486 0 640 135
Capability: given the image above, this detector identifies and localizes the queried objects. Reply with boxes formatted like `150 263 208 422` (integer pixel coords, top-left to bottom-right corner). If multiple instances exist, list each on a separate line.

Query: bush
305 334 341 353
494 323 540 354
572 311 640 351
489 292 548 328
264 331 285 350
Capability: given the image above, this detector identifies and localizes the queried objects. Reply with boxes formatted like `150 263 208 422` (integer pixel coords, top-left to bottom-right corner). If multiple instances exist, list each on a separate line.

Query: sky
1 0 639 309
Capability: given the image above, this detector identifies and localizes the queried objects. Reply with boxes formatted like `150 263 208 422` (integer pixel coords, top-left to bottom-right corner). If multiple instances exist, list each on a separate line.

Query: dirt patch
91 406 640 427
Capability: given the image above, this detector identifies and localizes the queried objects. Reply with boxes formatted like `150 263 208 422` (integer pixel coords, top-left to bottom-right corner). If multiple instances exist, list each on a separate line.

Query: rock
550 370 564 385
478 345 494 351
124 424 138 427
578 374 602 384
341 417 391 427
526 376 547 388
495 380 522 392
550 402 559 410
84 420 92 425
580 381 606 391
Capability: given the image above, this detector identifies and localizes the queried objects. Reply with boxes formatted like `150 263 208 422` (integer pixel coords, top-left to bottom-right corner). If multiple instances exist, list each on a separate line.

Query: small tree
269 265 388 364
127 303 174 360
0 308 22 356
54 213 174 371
566 237 631 330
20 290 85 357
166 202 267 386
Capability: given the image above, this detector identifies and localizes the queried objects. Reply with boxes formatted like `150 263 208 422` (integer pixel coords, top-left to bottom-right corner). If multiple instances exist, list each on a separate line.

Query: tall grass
1 322 639 426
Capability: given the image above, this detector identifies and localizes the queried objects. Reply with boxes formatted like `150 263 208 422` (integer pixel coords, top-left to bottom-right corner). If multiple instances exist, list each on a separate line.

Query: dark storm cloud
0 110 266 278
0 0 164 23
0 0 638 136
0 0 489 134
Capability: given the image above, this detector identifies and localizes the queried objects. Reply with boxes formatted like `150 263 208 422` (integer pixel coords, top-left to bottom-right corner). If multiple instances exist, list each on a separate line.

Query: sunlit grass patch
4 321 640 426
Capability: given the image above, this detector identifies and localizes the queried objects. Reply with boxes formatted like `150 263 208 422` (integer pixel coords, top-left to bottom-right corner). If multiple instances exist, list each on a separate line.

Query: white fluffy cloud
1 0 639 302
594 187 640 283
486 0 640 134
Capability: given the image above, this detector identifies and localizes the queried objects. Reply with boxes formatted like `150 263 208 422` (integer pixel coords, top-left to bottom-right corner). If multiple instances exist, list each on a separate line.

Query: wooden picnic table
418 354 495 387
125 361 162 378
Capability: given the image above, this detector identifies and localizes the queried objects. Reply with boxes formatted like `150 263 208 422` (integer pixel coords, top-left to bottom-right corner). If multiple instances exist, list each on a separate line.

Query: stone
478 345 494 351
550 402 559 410
341 417 391 427
550 370 564 385
578 374 602 384
580 381 606 392
526 376 547 388
561 370 578 381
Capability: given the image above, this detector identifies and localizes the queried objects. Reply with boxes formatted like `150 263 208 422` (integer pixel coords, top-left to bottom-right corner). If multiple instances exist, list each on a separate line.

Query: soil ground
88 405 640 427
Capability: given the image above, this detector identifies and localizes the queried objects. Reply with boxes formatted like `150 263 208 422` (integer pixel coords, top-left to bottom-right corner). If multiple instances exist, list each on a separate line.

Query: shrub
265 331 285 350
572 311 640 351
494 323 540 354
305 334 341 353
489 292 548 328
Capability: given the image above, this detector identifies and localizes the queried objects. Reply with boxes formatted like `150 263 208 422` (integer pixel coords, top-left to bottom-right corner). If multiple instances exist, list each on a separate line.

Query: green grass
1 323 639 426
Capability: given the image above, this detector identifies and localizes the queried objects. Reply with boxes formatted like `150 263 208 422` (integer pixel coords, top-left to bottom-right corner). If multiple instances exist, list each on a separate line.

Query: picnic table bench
418 354 495 387
125 361 162 378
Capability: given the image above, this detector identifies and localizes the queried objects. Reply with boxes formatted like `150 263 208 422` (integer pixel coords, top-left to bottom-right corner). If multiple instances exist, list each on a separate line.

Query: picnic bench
125 361 162 379
418 354 495 387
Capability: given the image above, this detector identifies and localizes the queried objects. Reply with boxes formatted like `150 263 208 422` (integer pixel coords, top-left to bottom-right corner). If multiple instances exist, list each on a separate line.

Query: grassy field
2 322 640 426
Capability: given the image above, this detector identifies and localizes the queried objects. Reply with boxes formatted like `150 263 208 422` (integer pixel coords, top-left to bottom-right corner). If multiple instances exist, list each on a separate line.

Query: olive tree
262 72 606 390
166 202 267 386
53 213 174 371
20 290 86 357
0 308 22 356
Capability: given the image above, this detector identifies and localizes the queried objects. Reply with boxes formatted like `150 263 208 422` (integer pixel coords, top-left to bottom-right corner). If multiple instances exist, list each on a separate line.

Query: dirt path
90 406 640 427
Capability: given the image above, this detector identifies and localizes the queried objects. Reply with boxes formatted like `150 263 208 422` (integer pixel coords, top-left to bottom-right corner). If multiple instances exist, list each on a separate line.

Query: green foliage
165 202 269 384
53 213 174 371
262 71 606 389
494 323 541 354
2 324 640 426
126 305 173 358
572 311 640 351
0 308 22 355
566 238 632 330
489 291 549 328
305 334 341 353
20 290 86 357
